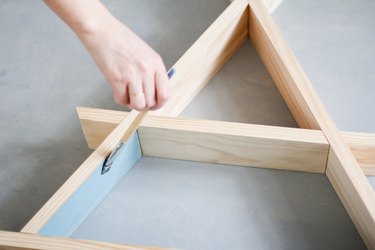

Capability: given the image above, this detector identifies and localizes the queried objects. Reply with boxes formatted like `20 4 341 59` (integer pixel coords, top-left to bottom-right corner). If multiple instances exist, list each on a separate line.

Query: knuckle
152 53 163 65
158 91 170 102
137 61 150 73
146 99 156 108
154 53 162 61
134 103 146 111
126 66 137 79
108 70 126 83
113 94 126 105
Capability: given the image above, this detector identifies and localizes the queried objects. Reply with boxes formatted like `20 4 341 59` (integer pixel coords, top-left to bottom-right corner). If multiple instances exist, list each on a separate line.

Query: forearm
44 0 114 38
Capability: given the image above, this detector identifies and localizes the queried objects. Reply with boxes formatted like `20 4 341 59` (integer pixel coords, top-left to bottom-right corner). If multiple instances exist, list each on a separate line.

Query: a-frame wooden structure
1 0 375 249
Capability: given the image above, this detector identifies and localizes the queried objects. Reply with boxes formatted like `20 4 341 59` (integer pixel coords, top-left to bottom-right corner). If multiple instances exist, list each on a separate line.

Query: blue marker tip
167 68 175 79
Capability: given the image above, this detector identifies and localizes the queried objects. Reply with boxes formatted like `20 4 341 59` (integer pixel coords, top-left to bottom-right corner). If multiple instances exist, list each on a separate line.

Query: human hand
44 0 170 111
81 19 170 110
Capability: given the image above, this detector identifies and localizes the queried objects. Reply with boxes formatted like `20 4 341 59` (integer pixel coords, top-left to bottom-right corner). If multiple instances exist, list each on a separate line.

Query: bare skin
44 0 170 111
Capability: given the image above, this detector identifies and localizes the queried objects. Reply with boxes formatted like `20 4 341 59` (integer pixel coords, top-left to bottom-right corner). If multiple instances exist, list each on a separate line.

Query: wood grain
139 125 328 174
15 0 375 248
341 131 375 176
77 107 329 173
260 0 283 13
0 231 166 250
21 110 143 234
248 0 375 247
77 107 375 175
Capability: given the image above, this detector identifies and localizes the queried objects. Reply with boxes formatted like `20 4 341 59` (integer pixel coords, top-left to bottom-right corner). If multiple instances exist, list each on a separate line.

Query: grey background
0 0 374 249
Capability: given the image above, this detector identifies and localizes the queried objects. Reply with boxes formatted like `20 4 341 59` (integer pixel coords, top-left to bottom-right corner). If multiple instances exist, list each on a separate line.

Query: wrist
73 13 115 39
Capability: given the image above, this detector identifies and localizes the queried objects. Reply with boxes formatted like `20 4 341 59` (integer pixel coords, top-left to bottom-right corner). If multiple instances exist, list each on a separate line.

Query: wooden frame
2 0 375 249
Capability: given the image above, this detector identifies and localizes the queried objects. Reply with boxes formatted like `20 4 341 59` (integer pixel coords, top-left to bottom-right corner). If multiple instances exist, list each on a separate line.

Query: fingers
109 55 170 111
150 64 170 110
128 71 146 111
143 72 156 108
111 81 129 106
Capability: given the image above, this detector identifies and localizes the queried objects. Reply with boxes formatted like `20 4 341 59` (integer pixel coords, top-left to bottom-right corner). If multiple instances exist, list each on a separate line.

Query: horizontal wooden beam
138 119 328 173
77 107 329 173
0 231 165 250
77 107 375 175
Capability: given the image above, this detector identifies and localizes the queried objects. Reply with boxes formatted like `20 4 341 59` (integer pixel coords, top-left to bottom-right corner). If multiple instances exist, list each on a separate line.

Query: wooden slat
249 2 318 129
138 122 328 174
247 0 375 247
76 107 375 174
77 107 329 173
38 134 141 237
21 110 143 234
0 231 165 250
341 131 375 176
153 0 248 116
260 0 283 13
17 1 251 244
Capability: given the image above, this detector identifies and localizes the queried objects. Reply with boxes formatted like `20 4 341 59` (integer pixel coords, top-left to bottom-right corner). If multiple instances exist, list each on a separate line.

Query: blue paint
167 68 175 79
39 133 142 237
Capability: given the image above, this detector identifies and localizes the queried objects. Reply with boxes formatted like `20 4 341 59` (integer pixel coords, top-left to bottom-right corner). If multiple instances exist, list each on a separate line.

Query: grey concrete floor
0 0 374 249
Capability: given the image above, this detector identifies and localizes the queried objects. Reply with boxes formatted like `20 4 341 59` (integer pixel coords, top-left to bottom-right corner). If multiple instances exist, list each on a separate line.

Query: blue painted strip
167 68 175 79
39 132 142 237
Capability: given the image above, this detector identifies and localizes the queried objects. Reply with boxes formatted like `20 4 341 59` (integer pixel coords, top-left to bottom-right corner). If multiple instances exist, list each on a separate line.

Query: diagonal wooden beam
21 110 143 234
19 0 251 239
152 0 249 117
247 0 375 247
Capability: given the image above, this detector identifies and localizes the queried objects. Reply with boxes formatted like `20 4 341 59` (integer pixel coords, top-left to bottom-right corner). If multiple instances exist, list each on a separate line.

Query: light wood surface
153 0 248 116
249 2 318 129
18 0 250 243
78 107 328 173
21 110 143 234
248 0 375 247
38 135 141 237
341 131 375 176
138 124 328 174
261 0 283 13
77 107 375 174
0 231 165 250
15 0 375 248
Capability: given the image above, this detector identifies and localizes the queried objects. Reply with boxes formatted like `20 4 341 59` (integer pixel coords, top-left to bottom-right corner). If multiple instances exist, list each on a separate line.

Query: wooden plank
152 0 248 116
16 1 251 244
77 107 329 173
0 231 165 250
260 0 283 13
248 0 375 247
21 110 143 234
138 123 328 174
341 131 375 176
38 134 141 237
248 2 318 129
77 106 375 174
